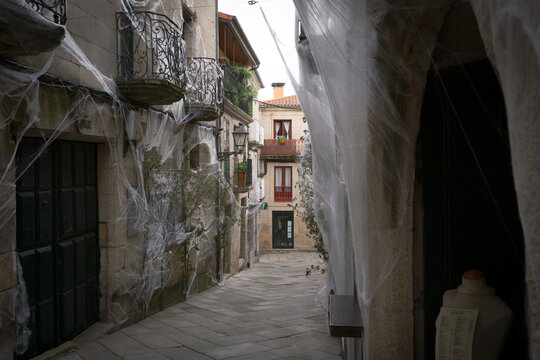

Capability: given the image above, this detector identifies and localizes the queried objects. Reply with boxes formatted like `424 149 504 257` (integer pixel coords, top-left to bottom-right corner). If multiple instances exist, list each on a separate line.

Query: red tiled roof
259 95 301 108
218 12 234 21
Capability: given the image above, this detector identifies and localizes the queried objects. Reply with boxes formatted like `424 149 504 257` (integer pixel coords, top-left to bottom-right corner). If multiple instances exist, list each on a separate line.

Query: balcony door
274 166 292 202
272 211 294 249
274 120 291 139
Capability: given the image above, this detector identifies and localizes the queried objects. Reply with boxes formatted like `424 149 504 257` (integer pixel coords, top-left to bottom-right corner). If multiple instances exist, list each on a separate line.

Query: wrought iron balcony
261 139 304 157
0 0 66 56
223 65 253 117
25 0 66 24
185 58 224 120
116 11 186 105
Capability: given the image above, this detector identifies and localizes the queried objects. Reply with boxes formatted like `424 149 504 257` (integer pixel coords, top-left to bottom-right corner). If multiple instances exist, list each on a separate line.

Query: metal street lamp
218 124 249 161
232 124 249 148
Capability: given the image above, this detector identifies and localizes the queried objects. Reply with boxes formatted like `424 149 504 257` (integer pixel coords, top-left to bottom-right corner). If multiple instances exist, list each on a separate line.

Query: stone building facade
0 0 254 358
259 85 310 251
217 12 264 275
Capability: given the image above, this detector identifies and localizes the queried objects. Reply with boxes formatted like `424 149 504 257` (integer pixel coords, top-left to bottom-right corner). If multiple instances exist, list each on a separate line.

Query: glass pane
275 167 282 187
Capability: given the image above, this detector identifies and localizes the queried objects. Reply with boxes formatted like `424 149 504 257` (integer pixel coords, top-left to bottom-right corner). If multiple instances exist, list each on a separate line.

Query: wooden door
16 139 99 358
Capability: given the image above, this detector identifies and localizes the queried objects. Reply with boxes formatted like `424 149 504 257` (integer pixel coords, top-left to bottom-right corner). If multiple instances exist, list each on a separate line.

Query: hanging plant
278 136 287 144
234 161 248 173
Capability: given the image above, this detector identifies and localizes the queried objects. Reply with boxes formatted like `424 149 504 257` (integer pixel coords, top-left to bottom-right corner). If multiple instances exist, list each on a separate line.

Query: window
225 120 230 148
189 144 211 171
224 158 230 184
274 166 292 202
274 120 292 139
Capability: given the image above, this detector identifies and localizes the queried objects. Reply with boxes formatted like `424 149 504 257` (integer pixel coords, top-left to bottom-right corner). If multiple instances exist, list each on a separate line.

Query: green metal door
16 138 99 358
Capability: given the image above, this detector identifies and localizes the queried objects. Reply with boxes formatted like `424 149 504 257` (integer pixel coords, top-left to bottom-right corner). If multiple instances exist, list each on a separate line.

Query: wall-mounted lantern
218 124 249 160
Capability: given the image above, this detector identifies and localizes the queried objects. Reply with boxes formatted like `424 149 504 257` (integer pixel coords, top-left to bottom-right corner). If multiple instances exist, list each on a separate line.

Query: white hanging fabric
275 167 282 187
275 121 281 138
284 121 290 139
285 167 292 187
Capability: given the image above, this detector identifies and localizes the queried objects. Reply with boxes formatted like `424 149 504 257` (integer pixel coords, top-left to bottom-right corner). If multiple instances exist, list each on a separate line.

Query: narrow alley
53 253 341 360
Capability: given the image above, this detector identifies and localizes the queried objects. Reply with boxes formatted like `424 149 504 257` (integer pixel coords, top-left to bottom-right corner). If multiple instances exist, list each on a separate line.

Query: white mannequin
436 269 513 360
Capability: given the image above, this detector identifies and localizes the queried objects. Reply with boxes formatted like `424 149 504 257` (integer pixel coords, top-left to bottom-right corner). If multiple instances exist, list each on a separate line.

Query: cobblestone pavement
58 252 342 360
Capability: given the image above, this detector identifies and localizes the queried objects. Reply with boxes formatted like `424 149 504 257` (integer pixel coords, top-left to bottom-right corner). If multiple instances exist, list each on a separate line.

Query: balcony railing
223 65 253 116
261 139 304 156
0 0 66 56
185 57 224 120
116 11 186 105
274 186 292 202
25 0 66 25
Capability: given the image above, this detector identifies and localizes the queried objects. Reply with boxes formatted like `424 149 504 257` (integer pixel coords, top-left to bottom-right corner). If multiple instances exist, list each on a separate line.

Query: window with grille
274 166 292 202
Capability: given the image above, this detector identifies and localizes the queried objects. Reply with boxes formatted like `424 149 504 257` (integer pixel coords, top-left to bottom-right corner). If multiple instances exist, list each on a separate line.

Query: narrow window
274 120 292 139
274 166 292 202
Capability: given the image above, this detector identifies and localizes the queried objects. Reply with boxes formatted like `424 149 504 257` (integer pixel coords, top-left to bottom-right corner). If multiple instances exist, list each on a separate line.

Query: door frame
272 210 294 249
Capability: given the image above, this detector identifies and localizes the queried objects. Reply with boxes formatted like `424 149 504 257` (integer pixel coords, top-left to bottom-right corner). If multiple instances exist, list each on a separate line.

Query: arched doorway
416 3 528 359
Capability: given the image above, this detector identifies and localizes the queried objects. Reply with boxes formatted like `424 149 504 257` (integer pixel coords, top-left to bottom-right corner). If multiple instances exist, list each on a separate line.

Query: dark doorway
16 138 99 358
420 59 527 359
272 211 294 249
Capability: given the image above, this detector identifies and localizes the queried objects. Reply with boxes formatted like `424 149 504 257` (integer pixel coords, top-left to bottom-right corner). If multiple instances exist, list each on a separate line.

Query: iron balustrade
116 11 186 86
274 186 292 202
185 57 224 111
223 65 253 116
25 0 66 25
261 139 304 156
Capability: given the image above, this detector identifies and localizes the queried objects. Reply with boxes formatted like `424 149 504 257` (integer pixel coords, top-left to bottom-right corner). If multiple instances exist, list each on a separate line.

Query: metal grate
25 0 66 25
117 11 186 85
185 57 224 111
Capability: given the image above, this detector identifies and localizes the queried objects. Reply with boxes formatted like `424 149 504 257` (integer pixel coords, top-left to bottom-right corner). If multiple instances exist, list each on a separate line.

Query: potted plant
235 161 248 186
278 136 287 144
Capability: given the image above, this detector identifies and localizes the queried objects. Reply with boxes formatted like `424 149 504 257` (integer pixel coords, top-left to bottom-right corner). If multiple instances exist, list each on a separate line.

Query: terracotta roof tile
259 95 301 108
218 12 234 21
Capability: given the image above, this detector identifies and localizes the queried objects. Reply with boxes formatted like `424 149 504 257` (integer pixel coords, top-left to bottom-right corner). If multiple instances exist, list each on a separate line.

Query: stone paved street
58 252 342 360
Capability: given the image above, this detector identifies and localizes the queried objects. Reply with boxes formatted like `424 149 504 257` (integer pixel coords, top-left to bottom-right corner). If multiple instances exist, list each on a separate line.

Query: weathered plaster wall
259 161 311 251
187 0 217 58
1 0 223 345
258 106 311 251
259 107 308 140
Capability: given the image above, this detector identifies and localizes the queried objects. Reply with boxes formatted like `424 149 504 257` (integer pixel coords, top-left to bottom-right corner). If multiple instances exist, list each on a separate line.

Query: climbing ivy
291 132 328 276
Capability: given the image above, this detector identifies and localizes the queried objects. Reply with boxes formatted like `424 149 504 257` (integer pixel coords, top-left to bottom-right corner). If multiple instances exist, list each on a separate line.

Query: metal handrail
185 57 224 111
25 0 66 25
116 11 186 86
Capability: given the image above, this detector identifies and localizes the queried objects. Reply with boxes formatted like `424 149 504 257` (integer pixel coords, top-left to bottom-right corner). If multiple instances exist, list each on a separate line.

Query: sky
218 0 298 101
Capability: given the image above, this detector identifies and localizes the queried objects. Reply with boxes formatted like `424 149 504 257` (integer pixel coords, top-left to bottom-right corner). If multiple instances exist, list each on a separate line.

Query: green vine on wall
290 132 328 276
228 66 257 116
141 144 238 290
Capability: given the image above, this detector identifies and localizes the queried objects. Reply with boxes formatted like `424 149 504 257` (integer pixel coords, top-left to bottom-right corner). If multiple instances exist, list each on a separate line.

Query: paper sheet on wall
436 308 478 360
